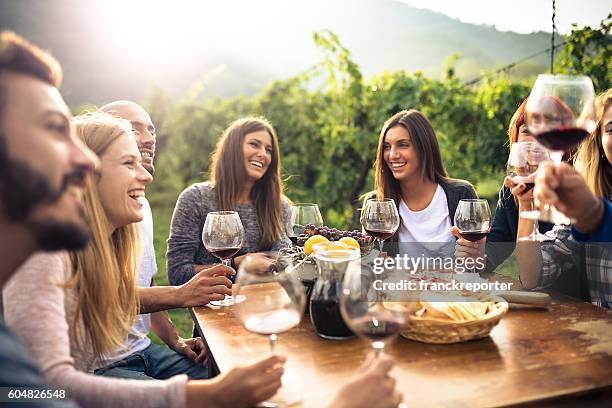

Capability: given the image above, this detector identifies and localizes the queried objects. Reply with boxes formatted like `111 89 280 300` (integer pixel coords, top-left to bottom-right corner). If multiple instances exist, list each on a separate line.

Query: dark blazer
362 177 477 246
484 186 554 273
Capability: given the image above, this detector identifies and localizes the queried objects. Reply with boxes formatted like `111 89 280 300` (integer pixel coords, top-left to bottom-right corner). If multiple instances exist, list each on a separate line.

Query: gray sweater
167 182 291 285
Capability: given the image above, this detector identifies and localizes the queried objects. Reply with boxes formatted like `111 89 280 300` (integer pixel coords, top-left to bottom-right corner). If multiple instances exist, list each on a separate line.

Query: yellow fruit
339 237 360 250
304 235 330 255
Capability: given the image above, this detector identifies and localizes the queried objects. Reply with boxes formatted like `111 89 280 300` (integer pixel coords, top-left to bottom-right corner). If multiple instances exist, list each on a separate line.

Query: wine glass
202 211 244 306
507 141 552 242
454 199 491 273
523 74 596 223
361 198 400 255
287 203 323 245
340 261 406 357
235 253 306 407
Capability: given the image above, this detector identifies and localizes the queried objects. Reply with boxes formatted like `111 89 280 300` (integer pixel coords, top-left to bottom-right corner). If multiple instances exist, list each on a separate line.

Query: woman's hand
187 355 286 408
451 226 486 261
504 176 533 210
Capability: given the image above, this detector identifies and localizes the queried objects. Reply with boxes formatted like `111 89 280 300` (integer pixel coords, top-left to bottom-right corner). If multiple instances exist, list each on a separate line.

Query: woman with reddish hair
454 99 554 272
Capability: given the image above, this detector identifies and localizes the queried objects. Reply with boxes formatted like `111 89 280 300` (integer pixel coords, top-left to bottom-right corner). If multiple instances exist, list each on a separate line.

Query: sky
398 0 611 34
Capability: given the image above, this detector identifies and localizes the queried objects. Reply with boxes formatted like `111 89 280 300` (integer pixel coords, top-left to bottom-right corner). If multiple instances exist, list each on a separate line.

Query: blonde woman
3 113 285 408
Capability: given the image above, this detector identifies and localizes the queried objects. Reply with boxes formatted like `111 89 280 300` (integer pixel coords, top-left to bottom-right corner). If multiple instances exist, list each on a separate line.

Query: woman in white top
364 110 477 255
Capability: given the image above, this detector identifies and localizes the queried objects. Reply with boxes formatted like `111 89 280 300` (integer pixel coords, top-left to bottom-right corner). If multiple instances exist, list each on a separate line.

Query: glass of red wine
287 203 323 245
361 198 400 255
454 199 491 273
235 253 306 407
202 211 244 306
507 141 552 242
523 74 596 223
340 262 406 357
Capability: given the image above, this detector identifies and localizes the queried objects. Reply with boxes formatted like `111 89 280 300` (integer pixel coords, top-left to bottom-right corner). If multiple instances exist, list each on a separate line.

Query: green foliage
555 15 611 91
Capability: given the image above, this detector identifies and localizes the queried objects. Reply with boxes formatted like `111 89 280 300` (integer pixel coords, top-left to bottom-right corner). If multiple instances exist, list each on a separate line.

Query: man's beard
0 136 90 251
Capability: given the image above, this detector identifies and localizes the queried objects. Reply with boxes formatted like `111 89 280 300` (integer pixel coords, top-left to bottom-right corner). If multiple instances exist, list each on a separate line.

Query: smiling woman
166 116 292 287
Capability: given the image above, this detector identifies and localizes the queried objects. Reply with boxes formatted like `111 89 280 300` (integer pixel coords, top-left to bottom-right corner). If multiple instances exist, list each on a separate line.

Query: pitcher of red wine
310 247 360 340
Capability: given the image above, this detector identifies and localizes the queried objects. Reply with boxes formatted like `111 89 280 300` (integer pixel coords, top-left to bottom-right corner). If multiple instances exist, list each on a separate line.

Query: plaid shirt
538 225 612 309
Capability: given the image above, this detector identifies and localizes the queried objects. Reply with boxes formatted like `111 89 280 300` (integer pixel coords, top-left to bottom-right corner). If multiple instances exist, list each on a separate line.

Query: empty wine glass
340 261 406 357
287 203 323 245
507 141 552 242
523 74 596 223
361 198 400 255
235 253 306 407
202 211 244 306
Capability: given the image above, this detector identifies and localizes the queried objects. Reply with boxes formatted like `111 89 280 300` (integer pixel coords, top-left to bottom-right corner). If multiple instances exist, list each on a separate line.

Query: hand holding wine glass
235 253 306 407
453 199 491 273
524 74 596 222
506 141 552 242
202 211 244 306
361 198 400 255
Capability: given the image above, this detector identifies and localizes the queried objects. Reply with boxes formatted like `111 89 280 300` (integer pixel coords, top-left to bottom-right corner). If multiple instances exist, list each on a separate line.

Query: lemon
339 237 360 250
304 235 330 255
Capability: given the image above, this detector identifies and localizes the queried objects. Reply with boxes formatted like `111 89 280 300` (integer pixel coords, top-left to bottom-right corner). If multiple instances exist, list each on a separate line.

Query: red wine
365 229 394 241
350 316 403 341
459 231 489 242
535 127 589 152
309 299 354 339
208 246 240 260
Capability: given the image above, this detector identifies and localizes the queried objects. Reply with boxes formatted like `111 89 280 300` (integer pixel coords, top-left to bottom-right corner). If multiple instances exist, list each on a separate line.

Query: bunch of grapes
298 224 373 248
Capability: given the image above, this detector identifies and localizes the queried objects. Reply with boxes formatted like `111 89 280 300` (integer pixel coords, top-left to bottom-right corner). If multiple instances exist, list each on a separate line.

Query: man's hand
170 337 207 364
330 354 402 408
189 355 286 408
534 162 604 233
178 264 234 307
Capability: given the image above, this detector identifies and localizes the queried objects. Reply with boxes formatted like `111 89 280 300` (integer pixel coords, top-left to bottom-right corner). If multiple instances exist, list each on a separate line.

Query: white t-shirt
105 197 156 363
397 185 454 258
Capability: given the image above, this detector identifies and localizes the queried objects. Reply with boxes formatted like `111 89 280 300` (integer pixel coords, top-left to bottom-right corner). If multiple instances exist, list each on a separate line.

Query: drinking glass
523 74 596 223
202 211 244 306
361 198 400 255
506 141 552 242
340 262 406 357
454 199 491 273
235 253 306 407
287 203 323 245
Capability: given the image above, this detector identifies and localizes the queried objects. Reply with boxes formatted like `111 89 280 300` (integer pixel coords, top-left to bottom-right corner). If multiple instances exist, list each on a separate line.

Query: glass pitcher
310 247 360 340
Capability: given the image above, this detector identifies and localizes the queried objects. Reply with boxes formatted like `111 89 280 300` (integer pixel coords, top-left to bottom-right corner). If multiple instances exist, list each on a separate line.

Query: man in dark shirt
0 31 97 407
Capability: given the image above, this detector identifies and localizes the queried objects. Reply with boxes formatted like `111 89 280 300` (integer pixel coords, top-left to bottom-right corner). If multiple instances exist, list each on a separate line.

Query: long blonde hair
574 89 612 197
67 112 140 364
209 116 284 248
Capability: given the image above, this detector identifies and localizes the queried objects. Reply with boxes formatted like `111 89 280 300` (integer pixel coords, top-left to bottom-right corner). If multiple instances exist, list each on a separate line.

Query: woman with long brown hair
366 109 476 252
167 116 291 286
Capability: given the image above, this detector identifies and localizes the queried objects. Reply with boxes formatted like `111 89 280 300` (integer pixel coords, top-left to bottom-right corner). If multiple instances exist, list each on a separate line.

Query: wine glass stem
372 341 384 358
378 239 385 256
269 333 278 355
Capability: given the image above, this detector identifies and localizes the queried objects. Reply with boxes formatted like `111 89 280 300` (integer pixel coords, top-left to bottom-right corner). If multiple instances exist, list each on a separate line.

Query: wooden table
191 280 612 407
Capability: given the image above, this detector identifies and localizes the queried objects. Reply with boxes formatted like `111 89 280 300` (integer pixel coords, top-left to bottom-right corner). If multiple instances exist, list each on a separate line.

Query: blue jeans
94 342 209 380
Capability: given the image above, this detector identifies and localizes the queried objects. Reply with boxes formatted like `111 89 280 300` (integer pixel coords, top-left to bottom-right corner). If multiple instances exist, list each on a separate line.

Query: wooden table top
191 277 612 408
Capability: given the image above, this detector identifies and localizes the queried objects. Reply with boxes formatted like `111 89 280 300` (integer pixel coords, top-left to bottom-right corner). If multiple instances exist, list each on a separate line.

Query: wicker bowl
399 295 508 344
